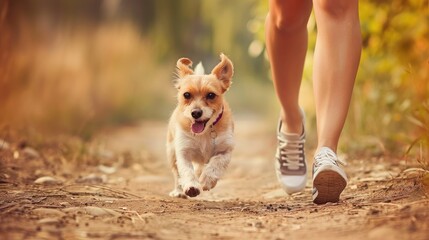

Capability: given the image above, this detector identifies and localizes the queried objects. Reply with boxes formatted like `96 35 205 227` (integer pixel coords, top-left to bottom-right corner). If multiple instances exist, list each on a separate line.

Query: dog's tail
194 62 205 75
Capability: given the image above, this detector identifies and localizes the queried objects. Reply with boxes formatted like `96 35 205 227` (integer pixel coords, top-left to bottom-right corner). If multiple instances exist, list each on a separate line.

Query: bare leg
267 0 313 195
312 0 361 153
265 0 312 134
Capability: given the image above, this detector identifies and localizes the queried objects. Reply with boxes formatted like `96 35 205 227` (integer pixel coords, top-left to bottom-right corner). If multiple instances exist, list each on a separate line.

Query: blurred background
0 0 428 158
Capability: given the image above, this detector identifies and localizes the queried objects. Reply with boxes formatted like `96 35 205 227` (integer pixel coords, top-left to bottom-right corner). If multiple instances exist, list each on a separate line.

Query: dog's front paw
199 173 218 191
183 185 201 197
169 189 188 199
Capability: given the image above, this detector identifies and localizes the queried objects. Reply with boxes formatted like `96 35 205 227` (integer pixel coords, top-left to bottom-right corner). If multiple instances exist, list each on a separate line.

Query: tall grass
405 102 429 170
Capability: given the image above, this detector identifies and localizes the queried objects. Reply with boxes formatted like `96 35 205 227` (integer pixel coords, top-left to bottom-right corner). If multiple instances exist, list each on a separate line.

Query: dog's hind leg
194 163 204 179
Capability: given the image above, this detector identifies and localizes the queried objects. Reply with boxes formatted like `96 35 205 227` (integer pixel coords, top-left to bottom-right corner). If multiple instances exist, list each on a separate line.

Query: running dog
167 54 234 198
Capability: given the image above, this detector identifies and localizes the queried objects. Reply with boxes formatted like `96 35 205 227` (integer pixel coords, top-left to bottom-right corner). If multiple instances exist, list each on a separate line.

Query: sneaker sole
313 170 346 204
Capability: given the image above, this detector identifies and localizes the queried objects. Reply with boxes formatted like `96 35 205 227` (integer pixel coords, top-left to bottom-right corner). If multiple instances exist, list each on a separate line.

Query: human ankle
281 123 303 135
316 145 337 154
280 109 303 135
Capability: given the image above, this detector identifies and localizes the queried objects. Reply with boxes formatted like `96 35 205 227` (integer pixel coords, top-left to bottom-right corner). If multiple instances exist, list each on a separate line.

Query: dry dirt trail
0 118 428 240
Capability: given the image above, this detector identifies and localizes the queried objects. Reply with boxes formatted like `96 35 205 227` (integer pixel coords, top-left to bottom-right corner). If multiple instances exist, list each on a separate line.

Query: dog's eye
206 92 216 100
183 92 191 99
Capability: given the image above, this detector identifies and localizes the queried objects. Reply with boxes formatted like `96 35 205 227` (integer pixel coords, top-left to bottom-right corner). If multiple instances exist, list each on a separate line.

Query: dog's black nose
191 109 203 119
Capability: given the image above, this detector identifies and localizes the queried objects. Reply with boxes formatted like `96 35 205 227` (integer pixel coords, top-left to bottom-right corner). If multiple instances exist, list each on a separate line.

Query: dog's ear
174 58 194 89
176 58 194 78
211 53 234 92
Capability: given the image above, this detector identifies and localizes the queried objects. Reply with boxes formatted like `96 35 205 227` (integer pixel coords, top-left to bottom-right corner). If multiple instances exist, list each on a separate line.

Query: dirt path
1 119 428 240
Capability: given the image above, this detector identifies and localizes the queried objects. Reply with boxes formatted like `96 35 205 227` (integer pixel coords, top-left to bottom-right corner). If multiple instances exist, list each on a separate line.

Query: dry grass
0 18 277 140
1 22 175 138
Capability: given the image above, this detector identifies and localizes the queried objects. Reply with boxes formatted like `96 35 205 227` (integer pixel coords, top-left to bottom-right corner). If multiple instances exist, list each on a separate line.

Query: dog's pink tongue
191 122 205 133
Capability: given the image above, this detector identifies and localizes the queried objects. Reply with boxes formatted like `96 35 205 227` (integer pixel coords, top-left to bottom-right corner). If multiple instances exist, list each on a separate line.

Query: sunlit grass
1 22 175 138
1 0 427 159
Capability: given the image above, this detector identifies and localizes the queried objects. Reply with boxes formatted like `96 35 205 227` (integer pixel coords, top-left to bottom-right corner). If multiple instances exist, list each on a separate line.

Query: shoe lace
278 138 305 170
314 148 347 168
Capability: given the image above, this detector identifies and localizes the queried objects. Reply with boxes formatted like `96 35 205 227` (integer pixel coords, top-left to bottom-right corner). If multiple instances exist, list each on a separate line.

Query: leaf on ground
98 165 117 174
23 147 40 158
34 176 62 185
37 217 60 225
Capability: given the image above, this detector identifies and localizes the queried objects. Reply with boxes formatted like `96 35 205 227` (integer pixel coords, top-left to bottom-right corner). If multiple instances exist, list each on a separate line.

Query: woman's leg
265 0 312 135
311 0 361 204
266 0 313 194
312 0 361 153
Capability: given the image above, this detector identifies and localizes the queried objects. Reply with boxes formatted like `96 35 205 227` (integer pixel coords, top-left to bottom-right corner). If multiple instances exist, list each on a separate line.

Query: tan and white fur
167 53 234 198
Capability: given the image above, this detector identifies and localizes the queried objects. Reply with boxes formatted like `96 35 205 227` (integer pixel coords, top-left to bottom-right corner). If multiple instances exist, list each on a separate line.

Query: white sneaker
312 147 348 204
275 115 307 195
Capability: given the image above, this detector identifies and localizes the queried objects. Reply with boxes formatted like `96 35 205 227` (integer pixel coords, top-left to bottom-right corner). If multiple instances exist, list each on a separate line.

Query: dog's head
174 53 234 135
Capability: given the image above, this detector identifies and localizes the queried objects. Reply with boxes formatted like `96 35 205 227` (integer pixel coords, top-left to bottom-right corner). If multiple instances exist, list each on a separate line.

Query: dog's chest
191 134 215 161
175 128 233 163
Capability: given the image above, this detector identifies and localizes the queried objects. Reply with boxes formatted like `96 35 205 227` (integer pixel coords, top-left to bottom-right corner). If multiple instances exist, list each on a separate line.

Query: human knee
314 0 357 19
269 0 311 33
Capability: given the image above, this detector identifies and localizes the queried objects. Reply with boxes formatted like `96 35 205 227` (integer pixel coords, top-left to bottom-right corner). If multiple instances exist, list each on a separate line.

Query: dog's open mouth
191 120 209 134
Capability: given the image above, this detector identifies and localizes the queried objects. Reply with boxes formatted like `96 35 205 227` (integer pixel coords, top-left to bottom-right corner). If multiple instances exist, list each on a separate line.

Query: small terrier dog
167 53 234 198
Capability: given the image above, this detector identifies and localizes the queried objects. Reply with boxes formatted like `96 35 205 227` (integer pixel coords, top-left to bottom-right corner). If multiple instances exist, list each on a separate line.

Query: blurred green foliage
0 0 428 158
353 0 427 160
353 0 429 157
